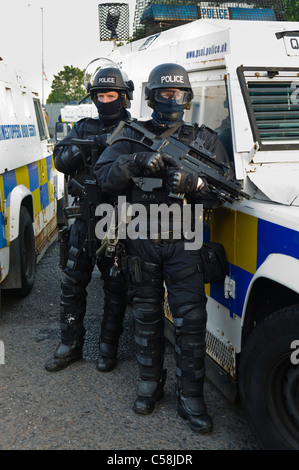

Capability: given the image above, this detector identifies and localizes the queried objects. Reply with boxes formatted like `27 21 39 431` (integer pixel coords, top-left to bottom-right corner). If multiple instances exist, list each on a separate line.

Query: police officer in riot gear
94 63 231 433
45 59 134 373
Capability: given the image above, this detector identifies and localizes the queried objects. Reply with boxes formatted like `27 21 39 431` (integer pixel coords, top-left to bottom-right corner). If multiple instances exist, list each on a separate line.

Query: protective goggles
154 89 192 105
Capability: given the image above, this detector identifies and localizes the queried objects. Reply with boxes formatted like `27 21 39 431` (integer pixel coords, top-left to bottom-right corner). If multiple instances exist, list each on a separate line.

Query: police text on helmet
161 75 184 84
98 77 116 84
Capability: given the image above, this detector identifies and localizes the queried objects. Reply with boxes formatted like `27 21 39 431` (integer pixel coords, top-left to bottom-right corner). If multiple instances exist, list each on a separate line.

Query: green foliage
283 0 299 20
46 65 85 104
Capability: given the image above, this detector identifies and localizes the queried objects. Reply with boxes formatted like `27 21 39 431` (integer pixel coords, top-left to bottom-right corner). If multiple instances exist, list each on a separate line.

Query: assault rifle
106 121 250 203
63 138 102 262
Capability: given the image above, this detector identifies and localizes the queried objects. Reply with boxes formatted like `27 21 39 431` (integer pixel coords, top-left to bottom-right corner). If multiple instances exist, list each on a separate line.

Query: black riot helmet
84 58 134 112
145 64 193 107
145 63 193 121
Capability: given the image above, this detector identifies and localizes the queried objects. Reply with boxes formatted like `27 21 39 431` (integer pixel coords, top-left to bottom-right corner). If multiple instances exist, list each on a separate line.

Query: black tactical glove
161 152 179 168
134 152 165 176
166 168 207 194
54 145 83 174
87 133 110 151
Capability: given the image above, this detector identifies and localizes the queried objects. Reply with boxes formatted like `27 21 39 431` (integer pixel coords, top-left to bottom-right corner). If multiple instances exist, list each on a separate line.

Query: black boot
133 370 166 415
97 343 117 372
45 340 84 372
178 394 213 433
173 305 212 433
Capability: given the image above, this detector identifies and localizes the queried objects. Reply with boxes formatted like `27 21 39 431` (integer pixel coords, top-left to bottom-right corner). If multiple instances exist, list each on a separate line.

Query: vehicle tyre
17 206 36 296
239 305 299 450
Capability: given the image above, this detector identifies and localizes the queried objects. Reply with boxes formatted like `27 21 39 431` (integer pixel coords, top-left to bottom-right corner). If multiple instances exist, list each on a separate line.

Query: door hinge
224 275 235 299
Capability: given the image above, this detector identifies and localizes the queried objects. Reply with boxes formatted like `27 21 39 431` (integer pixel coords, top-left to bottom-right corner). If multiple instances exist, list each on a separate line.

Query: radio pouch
200 242 226 283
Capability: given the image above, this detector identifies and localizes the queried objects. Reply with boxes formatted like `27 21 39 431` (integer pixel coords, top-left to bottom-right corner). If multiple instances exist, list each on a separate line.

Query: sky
0 0 136 102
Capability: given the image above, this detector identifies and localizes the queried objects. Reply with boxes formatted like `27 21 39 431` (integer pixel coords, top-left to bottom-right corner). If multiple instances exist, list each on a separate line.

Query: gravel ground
0 240 260 451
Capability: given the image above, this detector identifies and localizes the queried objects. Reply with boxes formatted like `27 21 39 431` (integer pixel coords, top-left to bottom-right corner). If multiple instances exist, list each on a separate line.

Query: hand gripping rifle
106 121 250 203
63 138 102 262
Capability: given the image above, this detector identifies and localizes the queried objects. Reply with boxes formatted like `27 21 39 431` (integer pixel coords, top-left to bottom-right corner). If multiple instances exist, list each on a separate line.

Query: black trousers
127 238 207 397
60 218 127 348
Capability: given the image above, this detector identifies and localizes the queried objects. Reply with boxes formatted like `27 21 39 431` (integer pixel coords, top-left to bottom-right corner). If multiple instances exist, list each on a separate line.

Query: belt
152 237 181 245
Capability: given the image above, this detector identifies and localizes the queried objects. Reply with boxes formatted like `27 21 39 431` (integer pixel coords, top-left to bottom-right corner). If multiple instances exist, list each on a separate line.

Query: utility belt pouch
200 242 226 284
120 256 142 286
58 225 71 270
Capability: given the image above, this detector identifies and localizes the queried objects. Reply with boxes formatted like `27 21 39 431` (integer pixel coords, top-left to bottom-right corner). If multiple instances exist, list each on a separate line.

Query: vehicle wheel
239 305 299 450
17 206 36 296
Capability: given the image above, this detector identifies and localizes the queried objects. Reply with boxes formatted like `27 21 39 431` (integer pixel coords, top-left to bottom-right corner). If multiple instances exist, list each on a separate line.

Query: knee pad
61 272 85 292
173 303 207 336
64 243 93 286
132 297 163 322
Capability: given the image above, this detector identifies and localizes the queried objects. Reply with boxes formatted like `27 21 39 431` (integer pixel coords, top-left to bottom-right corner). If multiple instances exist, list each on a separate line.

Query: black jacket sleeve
53 121 85 175
93 129 147 194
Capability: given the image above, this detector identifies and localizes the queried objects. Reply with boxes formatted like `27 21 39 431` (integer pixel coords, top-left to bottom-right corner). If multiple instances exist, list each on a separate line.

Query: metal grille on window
248 81 299 142
98 3 129 41
133 0 288 40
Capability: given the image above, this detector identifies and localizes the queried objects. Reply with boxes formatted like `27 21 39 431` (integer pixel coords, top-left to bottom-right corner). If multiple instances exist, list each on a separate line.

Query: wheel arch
8 185 34 242
241 254 299 346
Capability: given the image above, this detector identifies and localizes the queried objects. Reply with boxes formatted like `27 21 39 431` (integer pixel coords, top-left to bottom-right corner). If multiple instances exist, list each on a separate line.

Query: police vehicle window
202 85 230 132
186 85 233 159
184 86 203 124
33 99 47 140
140 82 150 118
185 85 230 130
190 101 201 123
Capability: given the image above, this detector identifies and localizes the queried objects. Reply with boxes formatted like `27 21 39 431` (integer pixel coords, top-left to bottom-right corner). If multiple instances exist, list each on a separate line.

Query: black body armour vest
129 121 197 208
128 121 199 238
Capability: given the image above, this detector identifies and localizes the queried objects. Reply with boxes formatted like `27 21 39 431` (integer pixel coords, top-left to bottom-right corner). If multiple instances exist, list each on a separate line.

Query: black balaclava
151 91 186 125
94 91 127 125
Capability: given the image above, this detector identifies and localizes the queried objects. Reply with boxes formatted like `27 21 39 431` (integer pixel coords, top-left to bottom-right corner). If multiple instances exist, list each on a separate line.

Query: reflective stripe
0 154 56 249
209 206 299 318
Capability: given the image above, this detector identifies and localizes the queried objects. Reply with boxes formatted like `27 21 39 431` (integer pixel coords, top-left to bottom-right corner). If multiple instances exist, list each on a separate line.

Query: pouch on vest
200 242 226 283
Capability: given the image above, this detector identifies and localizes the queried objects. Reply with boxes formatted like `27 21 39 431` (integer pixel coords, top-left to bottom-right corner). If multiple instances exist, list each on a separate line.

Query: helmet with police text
84 58 134 108
145 63 193 110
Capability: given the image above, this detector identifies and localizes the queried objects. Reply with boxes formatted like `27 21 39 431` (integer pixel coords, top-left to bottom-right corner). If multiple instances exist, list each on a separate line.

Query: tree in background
47 65 85 104
284 0 299 20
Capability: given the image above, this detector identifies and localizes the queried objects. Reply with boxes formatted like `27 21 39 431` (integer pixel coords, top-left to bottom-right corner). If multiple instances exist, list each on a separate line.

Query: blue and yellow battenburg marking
0 154 57 249
206 206 299 319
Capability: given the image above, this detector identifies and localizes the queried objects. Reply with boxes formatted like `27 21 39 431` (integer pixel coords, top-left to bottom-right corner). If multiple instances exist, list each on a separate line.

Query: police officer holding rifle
94 63 239 433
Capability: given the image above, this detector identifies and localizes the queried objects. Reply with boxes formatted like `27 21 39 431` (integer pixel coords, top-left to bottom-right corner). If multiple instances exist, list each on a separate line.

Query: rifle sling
159 121 184 139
